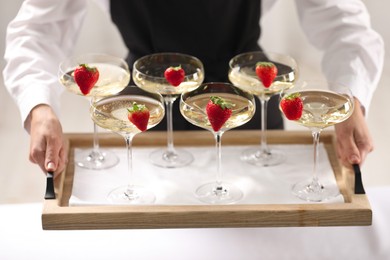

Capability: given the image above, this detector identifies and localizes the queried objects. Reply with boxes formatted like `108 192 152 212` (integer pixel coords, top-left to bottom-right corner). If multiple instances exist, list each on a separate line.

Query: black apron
110 0 283 130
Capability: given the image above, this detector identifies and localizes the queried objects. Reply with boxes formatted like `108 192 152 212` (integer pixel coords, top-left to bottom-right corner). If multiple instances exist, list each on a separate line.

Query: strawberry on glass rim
180 82 255 204
206 96 233 132
127 102 150 132
90 89 165 204
279 80 354 202
255 61 278 88
164 65 185 87
74 63 100 95
280 93 303 120
132 53 205 169
58 53 130 170
228 51 298 167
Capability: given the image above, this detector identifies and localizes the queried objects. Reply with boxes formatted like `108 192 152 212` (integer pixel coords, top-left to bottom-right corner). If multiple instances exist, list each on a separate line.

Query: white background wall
0 0 389 203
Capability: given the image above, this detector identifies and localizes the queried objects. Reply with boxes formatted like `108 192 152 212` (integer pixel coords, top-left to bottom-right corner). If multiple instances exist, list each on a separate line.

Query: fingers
335 128 360 167
29 132 65 176
44 141 60 171
334 99 374 167
29 140 47 173
44 135 63 175
351 129 374 164
336 131 373 167
28 104 67 177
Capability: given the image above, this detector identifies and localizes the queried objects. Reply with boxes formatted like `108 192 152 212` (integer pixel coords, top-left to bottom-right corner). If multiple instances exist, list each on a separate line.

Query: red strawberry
206 96 234 132
255 62 278 88
164 65 185 87
127 102 150 131
280 93 303 120
74 64 99 95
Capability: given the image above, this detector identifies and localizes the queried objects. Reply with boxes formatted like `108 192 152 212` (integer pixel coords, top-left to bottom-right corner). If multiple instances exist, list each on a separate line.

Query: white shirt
3 0 384 128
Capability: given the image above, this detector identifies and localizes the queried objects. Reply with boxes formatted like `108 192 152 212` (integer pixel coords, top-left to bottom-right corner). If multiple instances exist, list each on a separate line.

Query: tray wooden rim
42 130 372 230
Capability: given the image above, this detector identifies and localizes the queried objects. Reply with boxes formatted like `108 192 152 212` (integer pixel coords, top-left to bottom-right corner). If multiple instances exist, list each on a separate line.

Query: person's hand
28 104 67 178
334 99 374 167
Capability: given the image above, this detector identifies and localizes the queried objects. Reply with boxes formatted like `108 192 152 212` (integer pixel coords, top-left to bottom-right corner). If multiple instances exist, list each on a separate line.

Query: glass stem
91 123 103 161
310 129 322 190
164 95 176 154
259 97 269 154
93 123 100 152
124 134 135 191
214 132 223 188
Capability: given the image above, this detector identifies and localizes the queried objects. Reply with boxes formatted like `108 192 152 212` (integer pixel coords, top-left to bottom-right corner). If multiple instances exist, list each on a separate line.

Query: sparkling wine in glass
229 51 298 166
90 88 165 204
133 53 204 168
280 80 354 202
59 53 130 170
180 82 255 204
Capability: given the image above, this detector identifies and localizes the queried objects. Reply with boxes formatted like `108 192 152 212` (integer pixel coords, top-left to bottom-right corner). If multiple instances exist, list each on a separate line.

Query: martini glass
280 80 354 202
180 82 255 204
90 88 165 204
133 53 204 168
229 51 298 166
59 53 130 170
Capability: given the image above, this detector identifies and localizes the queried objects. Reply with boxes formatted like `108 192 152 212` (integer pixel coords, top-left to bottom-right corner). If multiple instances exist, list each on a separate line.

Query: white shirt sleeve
293 0 384 111
2 0 88 129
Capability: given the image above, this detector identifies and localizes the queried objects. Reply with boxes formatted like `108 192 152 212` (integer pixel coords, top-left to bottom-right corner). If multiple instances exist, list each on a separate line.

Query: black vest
110 0 283 130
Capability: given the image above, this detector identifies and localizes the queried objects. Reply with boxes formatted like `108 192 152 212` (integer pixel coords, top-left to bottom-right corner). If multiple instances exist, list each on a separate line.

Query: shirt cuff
17 84 62 131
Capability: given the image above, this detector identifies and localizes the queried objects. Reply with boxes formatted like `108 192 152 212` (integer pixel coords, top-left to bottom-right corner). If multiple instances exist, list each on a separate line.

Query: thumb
46 161 56 172
45 145 60 172
348 154 360 165
341 137 361 165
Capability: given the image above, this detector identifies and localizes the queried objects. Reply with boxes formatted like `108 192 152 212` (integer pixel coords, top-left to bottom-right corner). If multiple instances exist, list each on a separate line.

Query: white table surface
1 187 390 260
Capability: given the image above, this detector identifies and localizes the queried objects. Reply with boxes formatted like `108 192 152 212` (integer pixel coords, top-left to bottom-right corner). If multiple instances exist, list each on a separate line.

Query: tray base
42 130 372 230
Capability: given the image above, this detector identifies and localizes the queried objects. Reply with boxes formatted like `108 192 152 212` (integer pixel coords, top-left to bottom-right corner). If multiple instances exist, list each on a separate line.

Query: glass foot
76 149 119 170
241 147 285 167
292 179 340 202
195 182 243 204
149 148 194 168
107 185 156 204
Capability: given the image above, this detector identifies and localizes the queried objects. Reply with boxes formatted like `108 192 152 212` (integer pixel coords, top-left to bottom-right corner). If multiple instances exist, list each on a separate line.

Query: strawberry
255 62 278 88
74 64 99 95
280 93 303 120
127 102 150 131
206 96 234 132
164 65 185 87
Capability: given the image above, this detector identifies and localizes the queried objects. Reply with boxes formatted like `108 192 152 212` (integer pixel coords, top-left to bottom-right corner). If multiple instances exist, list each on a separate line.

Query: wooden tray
42 130 372 230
